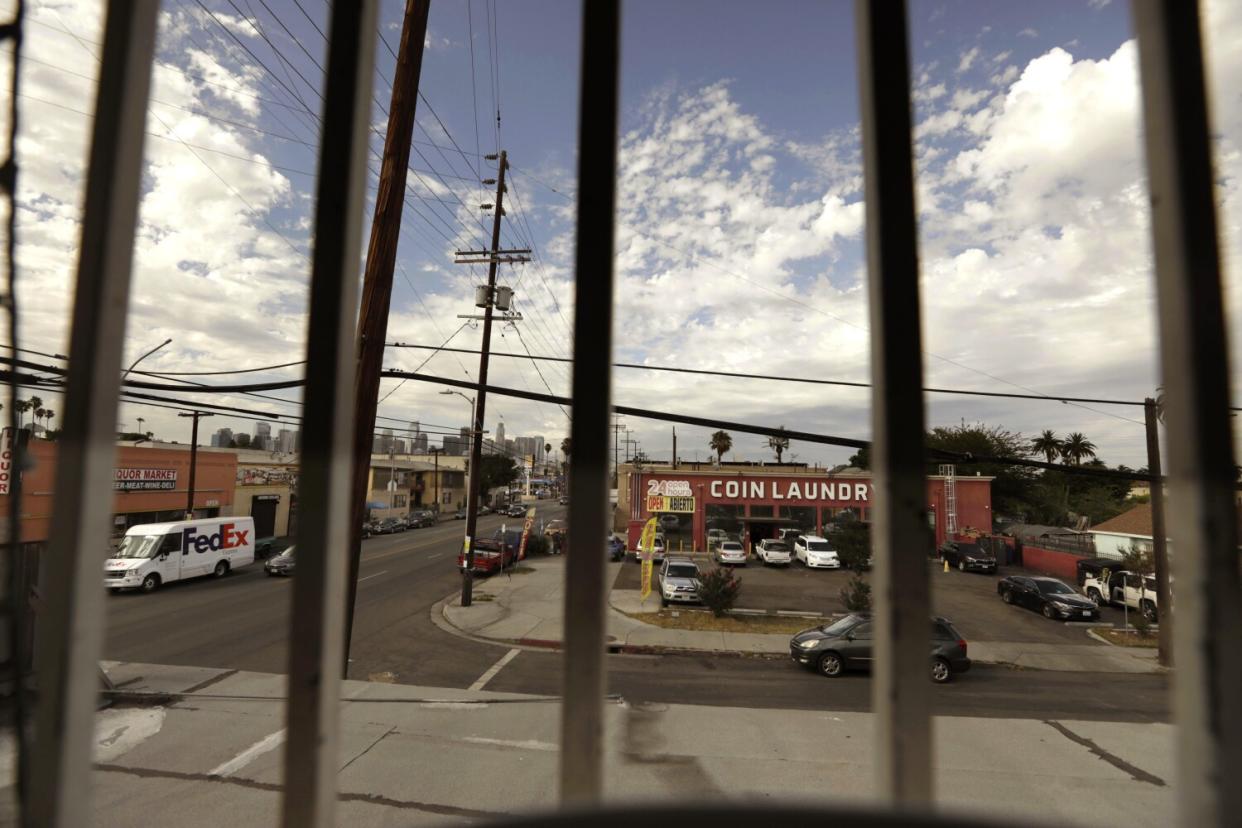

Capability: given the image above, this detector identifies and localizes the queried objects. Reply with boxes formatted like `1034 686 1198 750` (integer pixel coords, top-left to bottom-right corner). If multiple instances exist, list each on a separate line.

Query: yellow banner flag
640 559 653 602
639 517 658 561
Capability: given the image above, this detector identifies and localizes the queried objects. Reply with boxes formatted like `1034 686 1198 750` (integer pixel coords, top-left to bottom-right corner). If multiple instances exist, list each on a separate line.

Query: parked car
457 537 514 575
264 546 296 577
998 575 1100 620
375 517 404 534
453 508 467 520
407 510 437 529
478 505 492 515
544 519 567 540
361 521 375 539
659 557 701 607
606 535 625 561
755 539 792 566
706 528 728 549
630 532 666 563
939 541 997 574
793 535 841 569
714 540 747 566
1074 556 1122 587
507 504 527 517
492 528 525 557
558 496 569 505
1082 569 1159 621
790 614 970 683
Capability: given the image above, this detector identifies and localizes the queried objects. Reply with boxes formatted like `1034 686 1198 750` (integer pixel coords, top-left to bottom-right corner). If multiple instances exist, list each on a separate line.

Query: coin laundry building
617 463 993 552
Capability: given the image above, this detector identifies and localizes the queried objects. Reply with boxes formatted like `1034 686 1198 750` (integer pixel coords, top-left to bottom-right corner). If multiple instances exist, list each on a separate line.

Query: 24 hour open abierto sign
114 468 178 491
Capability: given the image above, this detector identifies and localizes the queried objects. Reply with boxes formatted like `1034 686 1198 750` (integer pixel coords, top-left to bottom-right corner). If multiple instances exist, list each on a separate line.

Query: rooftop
1090 504 1154 538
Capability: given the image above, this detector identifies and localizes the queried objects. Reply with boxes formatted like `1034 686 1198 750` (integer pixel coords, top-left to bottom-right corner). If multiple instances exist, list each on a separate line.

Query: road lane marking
428 553 442 559
358 570 388 583
468 648 521 692
209 728 286 777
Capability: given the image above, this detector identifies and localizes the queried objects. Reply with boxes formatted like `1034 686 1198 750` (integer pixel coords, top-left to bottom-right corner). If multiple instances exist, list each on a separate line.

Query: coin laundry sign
114 468 178 491
646 479 696 513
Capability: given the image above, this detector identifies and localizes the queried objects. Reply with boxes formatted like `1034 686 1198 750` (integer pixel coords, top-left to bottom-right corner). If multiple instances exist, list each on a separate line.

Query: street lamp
122 337 172 381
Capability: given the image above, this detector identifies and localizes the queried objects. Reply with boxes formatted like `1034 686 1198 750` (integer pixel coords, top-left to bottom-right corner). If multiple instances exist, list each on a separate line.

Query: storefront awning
733 516 799 524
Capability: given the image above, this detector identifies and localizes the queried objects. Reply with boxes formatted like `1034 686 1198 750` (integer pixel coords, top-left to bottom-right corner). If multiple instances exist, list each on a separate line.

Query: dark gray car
790 613 970 683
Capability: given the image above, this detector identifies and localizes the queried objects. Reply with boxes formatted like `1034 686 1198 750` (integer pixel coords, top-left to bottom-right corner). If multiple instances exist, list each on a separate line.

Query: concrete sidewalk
438 558 1164 673
0 660 1174 826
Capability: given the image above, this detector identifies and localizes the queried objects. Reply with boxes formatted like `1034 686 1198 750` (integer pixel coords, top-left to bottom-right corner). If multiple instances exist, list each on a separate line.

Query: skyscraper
496 420 506 448
253 421 271 450
211 427 233 448
276 428 296 453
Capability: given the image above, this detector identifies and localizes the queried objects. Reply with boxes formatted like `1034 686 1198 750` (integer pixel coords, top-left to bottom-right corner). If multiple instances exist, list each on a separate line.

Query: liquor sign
0 428 12 495
114 468 178 491
518 507 536 560
645 495 695 513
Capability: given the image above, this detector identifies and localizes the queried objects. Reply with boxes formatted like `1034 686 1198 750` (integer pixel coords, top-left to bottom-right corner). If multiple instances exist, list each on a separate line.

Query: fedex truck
103 517 256 593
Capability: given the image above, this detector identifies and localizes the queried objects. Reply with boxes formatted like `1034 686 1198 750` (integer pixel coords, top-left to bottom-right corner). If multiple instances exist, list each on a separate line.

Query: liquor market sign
114 468 178 491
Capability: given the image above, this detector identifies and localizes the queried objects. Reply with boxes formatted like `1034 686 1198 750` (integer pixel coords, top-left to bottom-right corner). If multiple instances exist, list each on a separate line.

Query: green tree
925 421 1039 522
477 454 520 496
1030 430 1063 465
34 406 45 434
14 399 31 429
847 445 870 469
831 519 872 572
768 427 790 462
709 430 732 462
43 410 54 434
840 574 872 612
1061 432 1097 466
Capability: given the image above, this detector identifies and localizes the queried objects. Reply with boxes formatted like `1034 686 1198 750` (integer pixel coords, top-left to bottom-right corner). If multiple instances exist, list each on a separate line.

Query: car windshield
819 616 861 636
1037 580 1073 595
114 535 161 559
666 564 698 578
277 546 295 560
806 541 832 551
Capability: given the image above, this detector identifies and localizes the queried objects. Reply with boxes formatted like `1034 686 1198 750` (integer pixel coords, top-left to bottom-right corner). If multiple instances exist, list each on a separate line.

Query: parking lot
612 556 1131 645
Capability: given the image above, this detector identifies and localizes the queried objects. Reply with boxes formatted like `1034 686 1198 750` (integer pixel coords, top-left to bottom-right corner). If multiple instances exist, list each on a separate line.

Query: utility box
494 285 514 311
474 285 491 308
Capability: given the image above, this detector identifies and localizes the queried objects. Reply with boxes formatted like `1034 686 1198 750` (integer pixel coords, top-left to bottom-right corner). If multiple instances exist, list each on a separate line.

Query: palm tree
1061 432 1097 466
44 410 55 435
768 427 790 463
560 437 571 457
1031 430 1063 465
34 407 45 435
15 399 31 429
709 430 732 462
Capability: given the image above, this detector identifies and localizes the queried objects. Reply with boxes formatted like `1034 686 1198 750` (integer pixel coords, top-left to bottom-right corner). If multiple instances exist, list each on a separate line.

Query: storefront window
705 504 744 537
748 504 774 518
779 506 816 534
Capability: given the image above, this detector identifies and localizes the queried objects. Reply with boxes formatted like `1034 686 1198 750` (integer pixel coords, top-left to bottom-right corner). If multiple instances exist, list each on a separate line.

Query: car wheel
660 596 668 608
213 561 229 578
140 573 160 593
1087 588 1104 607
931 657 952 683
108 587 121 594
1001 589 1013 604
958 560 966 572
1041 603 1054 619
817 652 843 677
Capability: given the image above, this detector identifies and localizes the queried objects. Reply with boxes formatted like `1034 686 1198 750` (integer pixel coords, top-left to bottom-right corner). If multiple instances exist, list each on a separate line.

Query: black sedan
939 541 997 574
998 575 1099 620
264 546 295 577
790 613 970 683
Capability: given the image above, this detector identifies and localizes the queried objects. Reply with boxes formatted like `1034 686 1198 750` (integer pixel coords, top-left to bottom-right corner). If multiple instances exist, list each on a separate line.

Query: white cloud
958 46 980 73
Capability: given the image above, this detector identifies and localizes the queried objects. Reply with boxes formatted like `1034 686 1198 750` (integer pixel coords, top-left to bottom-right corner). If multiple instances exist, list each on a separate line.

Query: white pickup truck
1082 569 1159 621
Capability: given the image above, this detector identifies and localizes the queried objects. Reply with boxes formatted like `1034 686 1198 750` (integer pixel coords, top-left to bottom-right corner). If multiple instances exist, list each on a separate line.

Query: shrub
1130 606 1153 638
840 574 872 612
831 520 872 572
697 566 741 617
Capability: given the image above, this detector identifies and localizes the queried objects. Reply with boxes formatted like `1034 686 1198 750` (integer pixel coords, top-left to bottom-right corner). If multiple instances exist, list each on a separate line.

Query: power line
383 341 1228 412
378 321 473 406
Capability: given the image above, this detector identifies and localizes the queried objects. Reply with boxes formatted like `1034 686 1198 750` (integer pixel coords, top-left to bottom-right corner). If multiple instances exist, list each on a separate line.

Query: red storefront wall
627 470 992 551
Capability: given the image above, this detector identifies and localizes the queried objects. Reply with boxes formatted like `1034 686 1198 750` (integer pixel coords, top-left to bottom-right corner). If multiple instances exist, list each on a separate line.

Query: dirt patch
1099 629 1158 648
623 609 815 635
507 565 536 575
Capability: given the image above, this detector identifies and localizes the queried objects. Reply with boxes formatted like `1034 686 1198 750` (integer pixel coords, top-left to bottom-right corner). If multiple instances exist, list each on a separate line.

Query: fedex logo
182 522 249 554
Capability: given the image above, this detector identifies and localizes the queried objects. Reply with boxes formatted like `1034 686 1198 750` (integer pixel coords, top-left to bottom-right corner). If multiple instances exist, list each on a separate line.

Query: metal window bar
278 2 376 826
1131 1 1242 823
559 0 620 805
855 0 933 805
26 4 160 826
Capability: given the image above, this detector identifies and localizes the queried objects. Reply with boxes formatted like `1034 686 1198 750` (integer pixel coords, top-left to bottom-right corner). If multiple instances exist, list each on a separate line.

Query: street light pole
122 337 172 381
177 411 212 519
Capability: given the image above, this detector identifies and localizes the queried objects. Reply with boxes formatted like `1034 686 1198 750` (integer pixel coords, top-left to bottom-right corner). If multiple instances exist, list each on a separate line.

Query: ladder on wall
939 464 957 535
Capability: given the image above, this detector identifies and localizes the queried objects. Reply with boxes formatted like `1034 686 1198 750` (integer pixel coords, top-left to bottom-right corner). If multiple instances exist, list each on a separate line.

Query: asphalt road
104 503 1169 723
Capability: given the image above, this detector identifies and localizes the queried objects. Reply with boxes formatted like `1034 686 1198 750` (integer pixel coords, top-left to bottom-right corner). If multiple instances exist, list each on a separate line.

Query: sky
2 0 1242 472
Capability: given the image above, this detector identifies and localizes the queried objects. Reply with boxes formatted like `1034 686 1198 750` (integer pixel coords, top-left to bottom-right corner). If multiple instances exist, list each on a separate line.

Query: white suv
755 539 792 566
794 535 840 569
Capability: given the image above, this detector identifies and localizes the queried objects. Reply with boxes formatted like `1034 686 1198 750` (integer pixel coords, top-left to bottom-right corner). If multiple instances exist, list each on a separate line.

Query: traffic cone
943 558 949 573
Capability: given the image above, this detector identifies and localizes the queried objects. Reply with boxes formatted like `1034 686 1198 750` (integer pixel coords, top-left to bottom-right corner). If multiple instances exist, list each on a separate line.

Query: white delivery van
103 517 256 593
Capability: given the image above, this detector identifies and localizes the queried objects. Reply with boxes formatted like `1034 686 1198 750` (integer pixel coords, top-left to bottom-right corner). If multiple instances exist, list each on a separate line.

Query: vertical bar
854 0 932 806
1143 398 1172 666
1131 2 1242 823
559 0 620 805
28 3 160 825
280 2 376 826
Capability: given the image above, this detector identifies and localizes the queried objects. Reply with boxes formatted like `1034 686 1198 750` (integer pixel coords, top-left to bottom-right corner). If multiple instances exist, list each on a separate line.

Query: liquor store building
617 464 993 553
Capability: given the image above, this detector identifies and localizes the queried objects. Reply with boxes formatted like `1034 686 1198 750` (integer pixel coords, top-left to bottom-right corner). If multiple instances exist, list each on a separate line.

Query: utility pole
609 415 625 486
344 0 431 674
178 411 212 519
430 446 441 510
672 426 677 469
454 150 528 606
1145 397 1172 667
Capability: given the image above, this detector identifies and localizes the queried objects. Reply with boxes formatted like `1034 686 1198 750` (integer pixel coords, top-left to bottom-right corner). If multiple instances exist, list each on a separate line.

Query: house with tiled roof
1090 503 1158 560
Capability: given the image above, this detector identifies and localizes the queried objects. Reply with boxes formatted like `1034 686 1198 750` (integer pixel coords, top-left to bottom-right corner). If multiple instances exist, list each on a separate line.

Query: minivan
104 517 256 593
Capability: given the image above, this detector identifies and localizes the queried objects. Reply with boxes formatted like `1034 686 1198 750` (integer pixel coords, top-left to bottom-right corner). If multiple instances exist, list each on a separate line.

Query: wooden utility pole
459 151 509 607
1145 397 1172 666
178 410 211 518
343 0 431 674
